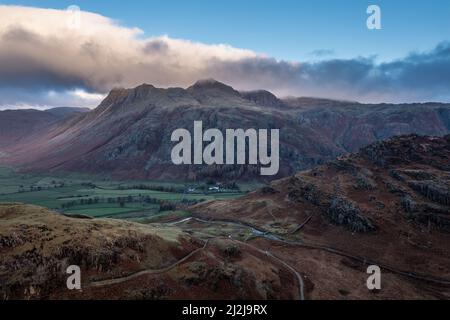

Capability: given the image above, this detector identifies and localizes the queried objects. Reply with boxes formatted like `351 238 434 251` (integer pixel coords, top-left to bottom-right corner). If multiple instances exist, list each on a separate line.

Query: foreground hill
0 203 299 300
1 80 449 180
191 135 450 299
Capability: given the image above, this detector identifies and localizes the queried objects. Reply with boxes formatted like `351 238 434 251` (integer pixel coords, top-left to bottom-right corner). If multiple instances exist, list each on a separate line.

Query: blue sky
0 1 450 107
4 0 450 62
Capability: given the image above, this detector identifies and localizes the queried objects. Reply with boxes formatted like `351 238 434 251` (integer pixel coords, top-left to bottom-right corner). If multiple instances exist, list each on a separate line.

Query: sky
0 0 450 109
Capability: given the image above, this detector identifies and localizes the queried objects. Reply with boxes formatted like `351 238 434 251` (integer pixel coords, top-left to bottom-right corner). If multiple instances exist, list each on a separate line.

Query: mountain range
0 80 449 181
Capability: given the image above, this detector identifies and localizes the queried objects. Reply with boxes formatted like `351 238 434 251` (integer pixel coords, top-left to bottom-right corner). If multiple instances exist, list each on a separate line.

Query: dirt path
88 215 450 297
230 238 305 300
88 239 209 288
173 216 450 286
170 218 306 299
87 232 306 300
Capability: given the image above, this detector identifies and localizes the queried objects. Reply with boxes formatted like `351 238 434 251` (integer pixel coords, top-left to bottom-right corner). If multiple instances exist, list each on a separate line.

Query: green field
0 166 261 221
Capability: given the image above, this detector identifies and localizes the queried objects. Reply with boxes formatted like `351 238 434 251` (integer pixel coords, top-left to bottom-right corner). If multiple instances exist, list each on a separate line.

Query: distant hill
0 109 57 148
0 80 449 180
44 107 90 118
0 107 89 149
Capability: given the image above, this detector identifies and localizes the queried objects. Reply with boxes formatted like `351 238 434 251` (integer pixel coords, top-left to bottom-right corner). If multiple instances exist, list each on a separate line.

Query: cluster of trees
18 182 65 193
118 184 184 193
180 198 203 205
117 182 241 193
60 194 201 212
61 196 102 208
81 182 96 188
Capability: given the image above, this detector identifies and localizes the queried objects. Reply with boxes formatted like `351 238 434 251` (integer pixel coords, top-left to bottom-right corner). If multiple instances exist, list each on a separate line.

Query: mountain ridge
1 80 449 181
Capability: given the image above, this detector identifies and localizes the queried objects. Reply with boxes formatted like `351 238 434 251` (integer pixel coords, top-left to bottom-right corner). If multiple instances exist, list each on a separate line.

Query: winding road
172 216 450 287
231 238 305 300
87 215 450 299
88 239 209 288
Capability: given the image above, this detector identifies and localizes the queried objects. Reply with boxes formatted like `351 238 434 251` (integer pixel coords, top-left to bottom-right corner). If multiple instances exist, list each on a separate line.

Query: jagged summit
97 80 365 111
190 78 228 87
98 80 244 109
240 90 283 108
187 78 240 96
99 80 359 111
98 87 129 108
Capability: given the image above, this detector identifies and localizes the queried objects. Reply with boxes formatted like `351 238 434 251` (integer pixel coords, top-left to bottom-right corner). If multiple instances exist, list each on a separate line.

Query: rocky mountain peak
96 84 163 111
187 78 240 96
240 90 283 108
97 87 129 108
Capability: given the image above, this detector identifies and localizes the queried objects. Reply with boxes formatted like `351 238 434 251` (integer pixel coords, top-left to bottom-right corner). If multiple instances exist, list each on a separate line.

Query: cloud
0 5 450 108
205 44 450 102
0 87 105 110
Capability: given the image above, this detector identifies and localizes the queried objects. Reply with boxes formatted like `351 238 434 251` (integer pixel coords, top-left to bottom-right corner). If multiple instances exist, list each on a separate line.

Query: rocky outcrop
240 90 283 108
287 177 325 206
401 194 416 217
421 215 450 232
409 180 450 206
326 197 375 233
354 173 377 190
286 176 376 232
361 134 450 169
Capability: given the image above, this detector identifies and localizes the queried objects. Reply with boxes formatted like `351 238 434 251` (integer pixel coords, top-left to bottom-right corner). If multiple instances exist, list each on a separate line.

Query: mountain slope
0 203 299 299
0 109 58 148
1 80 449 181
191 135 450 299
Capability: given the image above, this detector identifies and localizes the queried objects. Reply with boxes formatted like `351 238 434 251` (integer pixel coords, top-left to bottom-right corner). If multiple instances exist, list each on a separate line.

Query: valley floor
0 166 258 222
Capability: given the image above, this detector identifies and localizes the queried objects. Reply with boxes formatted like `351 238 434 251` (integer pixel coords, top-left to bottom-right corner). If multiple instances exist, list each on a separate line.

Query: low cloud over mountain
1 5 450 109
